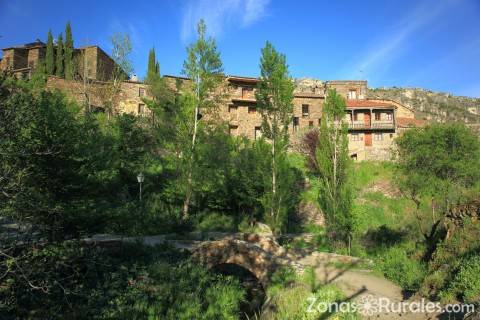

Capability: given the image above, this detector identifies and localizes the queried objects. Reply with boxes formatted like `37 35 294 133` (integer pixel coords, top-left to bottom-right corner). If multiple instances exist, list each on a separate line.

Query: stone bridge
84 232 304 287
191 233 304 287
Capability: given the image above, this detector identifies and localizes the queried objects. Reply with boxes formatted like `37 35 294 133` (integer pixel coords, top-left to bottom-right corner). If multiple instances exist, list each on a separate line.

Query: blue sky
1 0 479 97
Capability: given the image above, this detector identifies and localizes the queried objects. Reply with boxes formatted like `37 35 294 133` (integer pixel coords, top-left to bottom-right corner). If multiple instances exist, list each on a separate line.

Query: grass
264 267 360 320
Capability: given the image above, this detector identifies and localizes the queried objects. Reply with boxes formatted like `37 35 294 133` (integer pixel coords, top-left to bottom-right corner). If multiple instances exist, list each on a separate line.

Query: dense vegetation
1 20 480 319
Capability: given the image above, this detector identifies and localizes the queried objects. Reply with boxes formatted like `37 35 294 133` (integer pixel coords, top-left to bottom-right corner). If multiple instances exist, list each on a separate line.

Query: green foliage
395 123 480 258
146 47 160 84
439 255 480 304
421 216 480 300
0 242 245 319
255 41 295 232
196 212 236 232
374 245 427 291
55 33 64 77
313 89 355 244
264 283 358 320
64 22 74 80
45 30 55 75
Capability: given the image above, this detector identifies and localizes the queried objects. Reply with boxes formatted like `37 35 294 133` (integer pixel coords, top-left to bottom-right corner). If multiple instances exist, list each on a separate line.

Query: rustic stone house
1 40 424 161
0 40 117 81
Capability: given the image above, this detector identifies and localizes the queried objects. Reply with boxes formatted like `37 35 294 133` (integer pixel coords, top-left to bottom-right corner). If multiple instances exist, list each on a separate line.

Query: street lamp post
137 172 145 201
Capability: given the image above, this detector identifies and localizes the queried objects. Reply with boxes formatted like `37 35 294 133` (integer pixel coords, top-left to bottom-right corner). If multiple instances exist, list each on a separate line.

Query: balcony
347 121 394 130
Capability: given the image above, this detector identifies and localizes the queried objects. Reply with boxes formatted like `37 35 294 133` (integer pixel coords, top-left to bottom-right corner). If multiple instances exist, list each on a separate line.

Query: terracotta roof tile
396 117 427 127
346 99 393 108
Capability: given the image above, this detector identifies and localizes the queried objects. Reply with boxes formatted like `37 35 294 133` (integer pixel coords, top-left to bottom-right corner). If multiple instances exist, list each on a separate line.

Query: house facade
220 76 420 161
0 40 117 81
1 40 424 161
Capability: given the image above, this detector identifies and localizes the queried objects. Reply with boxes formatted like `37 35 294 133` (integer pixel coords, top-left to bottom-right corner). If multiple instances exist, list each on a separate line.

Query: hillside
368 87 480 124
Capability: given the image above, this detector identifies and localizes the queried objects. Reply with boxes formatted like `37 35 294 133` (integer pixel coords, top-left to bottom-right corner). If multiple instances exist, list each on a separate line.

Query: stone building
219 76 423 161
1 40 424 161
0 40 118 81
44 73 421 161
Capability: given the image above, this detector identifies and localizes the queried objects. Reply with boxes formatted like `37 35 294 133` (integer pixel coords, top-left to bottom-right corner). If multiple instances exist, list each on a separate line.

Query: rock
298 201 324 226
253 222 274 236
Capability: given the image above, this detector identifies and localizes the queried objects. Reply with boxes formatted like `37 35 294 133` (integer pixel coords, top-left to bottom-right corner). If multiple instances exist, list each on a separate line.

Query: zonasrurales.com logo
357 294 379 316
306 294 475 316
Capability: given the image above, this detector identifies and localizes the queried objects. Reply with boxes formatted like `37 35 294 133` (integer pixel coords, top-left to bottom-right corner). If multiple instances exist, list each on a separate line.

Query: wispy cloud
341 0 459 82
108 17 145 54
181 0 270 42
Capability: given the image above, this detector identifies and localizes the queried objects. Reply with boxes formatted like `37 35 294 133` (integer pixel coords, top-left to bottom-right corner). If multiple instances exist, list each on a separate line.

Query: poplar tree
180 19 224 220
255 41 294 231
55 33 64 77
315 89 354 250
64 22 74 80
45 30 55 75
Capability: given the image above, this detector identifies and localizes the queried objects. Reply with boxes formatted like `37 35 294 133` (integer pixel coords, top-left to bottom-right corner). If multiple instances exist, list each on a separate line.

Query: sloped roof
396 117 427 127
346 99 393 108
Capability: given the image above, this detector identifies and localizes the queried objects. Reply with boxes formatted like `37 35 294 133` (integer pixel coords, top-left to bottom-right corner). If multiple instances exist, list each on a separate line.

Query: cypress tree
64 22 74 80
146 47 160 83
45 30 55 75
56 33 64 77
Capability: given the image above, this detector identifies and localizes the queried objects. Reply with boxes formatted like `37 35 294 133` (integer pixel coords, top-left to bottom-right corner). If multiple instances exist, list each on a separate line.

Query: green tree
311 89 354 248
64 22 74 80
255 41 294 232
100 33 133 117
180 19 224 220
395 123 480 259
145 47 160 84
45 30 55 75
55 33 64 77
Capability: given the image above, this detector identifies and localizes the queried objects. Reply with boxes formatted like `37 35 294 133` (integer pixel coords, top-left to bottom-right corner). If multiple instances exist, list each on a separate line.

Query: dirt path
299 252 442 320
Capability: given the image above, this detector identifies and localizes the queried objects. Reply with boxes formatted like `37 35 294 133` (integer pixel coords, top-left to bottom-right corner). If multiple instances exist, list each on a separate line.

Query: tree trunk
182 78 200 220
271 135 276 217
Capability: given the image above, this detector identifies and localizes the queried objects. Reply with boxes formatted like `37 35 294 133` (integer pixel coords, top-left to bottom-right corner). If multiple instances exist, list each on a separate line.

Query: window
228 105 237 113
386 112 392 121
309 121 314 128
229 125 238 136
351 133 360 141
374 133 383 141
138 103 145 115
318 118 322 126
242 86 253 99
348 89 357 99
248 106 256 114
302 104 309 118
353 112 358 121
293 117 299 132
254 126 262 140
139 88 146 97
375 112 381 121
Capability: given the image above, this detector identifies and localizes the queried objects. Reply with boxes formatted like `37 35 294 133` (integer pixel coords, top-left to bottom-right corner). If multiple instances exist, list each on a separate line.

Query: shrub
440 255 480 304
0 242 245 319
196 212 236 232
375 246 426 291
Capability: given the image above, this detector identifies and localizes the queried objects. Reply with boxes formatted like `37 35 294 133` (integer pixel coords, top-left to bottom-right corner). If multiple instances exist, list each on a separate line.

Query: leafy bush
0 242 245 319
196 212 236 232
439 255 480 304
375 246 426 291
268 267 297 296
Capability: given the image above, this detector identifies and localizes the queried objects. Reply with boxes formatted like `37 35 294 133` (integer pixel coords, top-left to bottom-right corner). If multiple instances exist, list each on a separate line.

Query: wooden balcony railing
346 121 394 130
